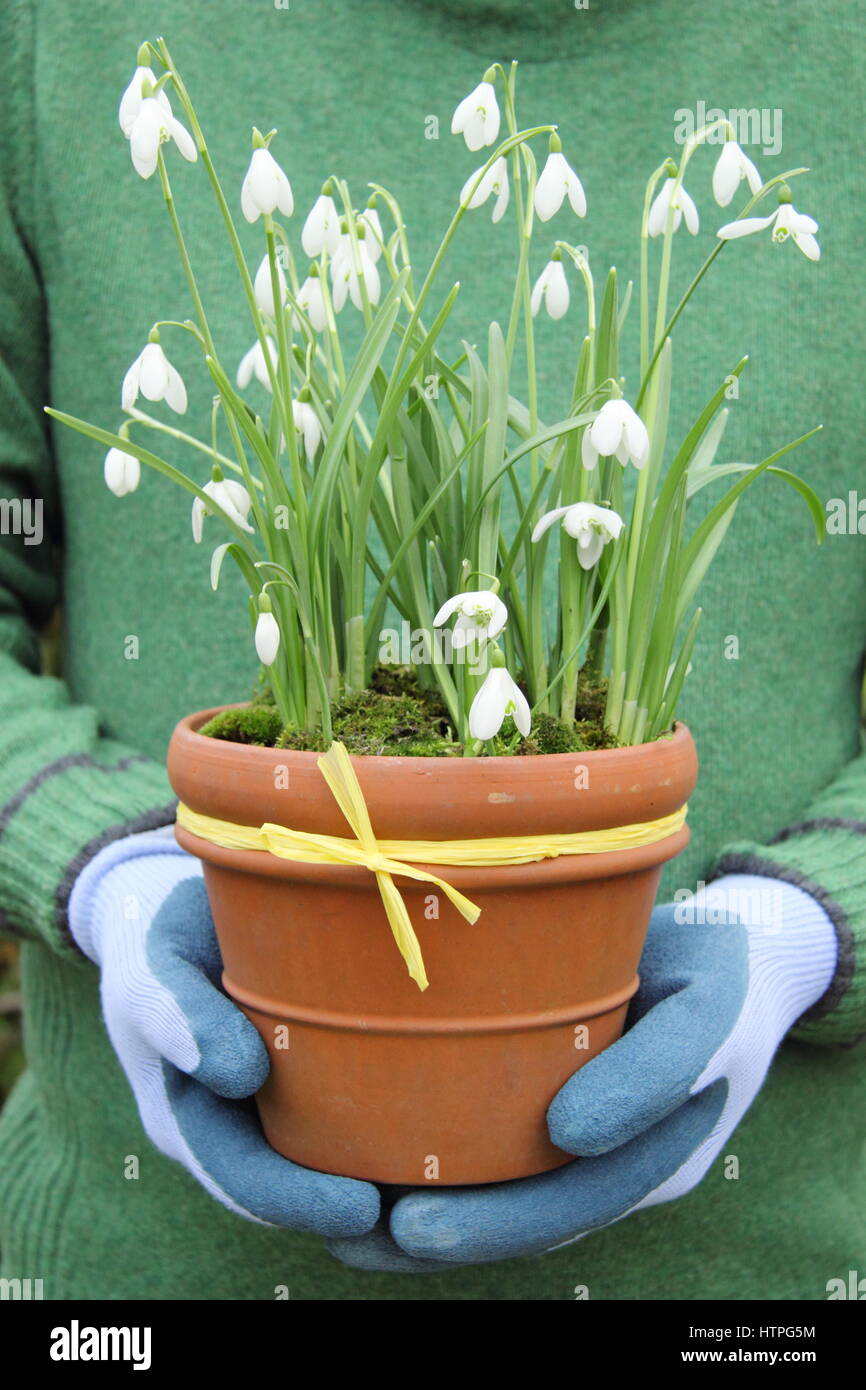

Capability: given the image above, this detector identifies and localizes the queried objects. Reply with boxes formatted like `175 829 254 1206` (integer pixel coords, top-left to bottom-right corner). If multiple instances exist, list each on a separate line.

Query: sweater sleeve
0 0 176 960
712 742 866 1048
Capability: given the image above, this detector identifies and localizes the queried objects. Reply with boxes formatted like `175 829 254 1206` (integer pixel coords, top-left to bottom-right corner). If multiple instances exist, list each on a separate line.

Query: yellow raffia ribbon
176 740 688 992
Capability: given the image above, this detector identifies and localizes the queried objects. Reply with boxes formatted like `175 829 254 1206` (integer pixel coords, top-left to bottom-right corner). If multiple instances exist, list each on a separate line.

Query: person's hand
329 875 837 1271
68 828 380 1238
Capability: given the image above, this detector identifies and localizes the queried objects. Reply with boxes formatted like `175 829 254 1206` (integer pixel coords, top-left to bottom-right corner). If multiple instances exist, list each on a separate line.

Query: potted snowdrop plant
48 42 824 1185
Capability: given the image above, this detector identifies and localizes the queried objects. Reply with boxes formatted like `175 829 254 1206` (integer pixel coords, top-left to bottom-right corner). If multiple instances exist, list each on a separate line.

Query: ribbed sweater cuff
713 823 866 1048
0 742 176 958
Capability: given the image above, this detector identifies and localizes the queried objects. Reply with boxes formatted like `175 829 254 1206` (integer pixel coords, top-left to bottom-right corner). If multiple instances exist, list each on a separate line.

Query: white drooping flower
716 199 820 261
531 501 625 570
581 400 650 471
460 157 509 223
302 193 341 258
254 608 281 665
534 150 586 221
359 207 385 262
103 447 141 497
530 258 569 320
241 146 294 222
237 336 278 390
254 252 287 316
119 66 197 180
469 665 531 741
191 478 255 544
118 65 170 135
712 140 762 208
293 275 328 333
433 590 508 649
292 399 322 458
331 240 381 312
647 177 700 236
122 342 187 413
451 80 501 152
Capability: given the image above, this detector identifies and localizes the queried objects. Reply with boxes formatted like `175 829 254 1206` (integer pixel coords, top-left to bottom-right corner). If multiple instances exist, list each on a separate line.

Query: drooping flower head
460 157 510 223
581 400 649 471
119 66 197 179
451 75 501 152
534 136 586 221
191 474 255 544
717 192 820 261
302 189 341 258
712 140 762 208
254 593 281 666
648 177 699 237
241 139 294 223
532 502 625 569
103 447 141 498
122 341 187 414
237 337 278 391
433 590 508 650
531 255 569 321
469 656 531 741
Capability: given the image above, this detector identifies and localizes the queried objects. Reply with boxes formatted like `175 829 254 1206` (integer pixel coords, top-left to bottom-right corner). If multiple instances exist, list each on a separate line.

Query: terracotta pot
167 709 697 1186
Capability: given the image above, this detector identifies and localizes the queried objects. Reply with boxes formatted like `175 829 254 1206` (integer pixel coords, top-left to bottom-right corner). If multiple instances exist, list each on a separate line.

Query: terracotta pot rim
175 702 693 769
168 702 699 847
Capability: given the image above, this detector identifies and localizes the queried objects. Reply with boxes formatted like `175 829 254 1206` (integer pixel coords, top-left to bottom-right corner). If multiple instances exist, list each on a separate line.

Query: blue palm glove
68 828 379 1238
330 876 837 1271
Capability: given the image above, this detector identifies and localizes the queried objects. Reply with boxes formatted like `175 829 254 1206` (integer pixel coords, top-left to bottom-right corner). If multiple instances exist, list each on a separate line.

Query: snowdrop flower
451 78 501 152
717 198 820 261
253 253 287 317
122 342 187 413
118 65 169 135
241 145 294 223
530 257 569 321
123 91 195 182
531 501 624 570
534 146 586 221
712 140 762 208
331 239 381 312
359 207 385 262
191 477 255 544
647 177 699 237
237 336 277 390
255 601 281 665
460 157 509 223
434 589 508 650
293 274 328 333
469 659 531 741
103 447 140 498
582 400 649 471
302 193 341 258
292 399 322 458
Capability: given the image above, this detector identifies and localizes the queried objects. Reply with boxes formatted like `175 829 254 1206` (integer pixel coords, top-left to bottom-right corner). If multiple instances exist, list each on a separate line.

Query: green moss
512 711 619 755
200 665 618 755
249 675 277 708
199 706 284 747
279 688 460 757
573 677 609 727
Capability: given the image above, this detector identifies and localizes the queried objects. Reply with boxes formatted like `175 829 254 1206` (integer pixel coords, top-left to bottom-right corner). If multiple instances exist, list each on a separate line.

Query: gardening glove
329 874 837 1271
68 826 380 1238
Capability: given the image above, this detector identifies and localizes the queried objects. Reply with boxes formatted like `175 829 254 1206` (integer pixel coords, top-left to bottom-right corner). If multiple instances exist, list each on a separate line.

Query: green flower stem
639 163 668 382
636 167 809 412
264 217 306 521
391 124 555 388
124 409 263 489
651 121 730 355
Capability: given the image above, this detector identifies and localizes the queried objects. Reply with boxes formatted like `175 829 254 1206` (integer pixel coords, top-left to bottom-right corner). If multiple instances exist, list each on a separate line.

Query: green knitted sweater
0 0 864 1300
